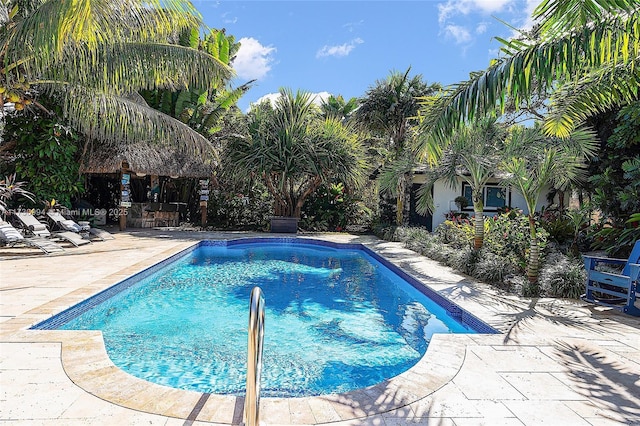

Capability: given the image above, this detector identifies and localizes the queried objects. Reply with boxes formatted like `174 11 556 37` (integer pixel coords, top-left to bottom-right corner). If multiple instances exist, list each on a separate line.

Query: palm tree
0 0 230 154
356 67 441 225
500 125 598 290
418 0 639 141
225 88 367 219
320 95 359 123
408 117 507 249
141 28 253 138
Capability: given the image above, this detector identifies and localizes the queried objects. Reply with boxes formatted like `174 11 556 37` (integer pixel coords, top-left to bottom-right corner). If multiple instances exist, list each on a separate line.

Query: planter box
270 216 299 233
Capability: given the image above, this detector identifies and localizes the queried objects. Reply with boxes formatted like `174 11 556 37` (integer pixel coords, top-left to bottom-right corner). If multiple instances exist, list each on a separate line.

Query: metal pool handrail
244 286 265 426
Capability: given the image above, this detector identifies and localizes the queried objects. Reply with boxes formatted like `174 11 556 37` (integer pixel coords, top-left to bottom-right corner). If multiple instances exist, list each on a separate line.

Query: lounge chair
13 211 51 237
0 221 64 254
582 240 640 316
53 231 91 247
87 227 115 241
46 210 90 233
46 210 114 241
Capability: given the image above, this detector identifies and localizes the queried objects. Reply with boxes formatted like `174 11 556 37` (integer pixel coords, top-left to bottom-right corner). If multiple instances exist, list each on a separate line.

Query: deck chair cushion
47 211 90 232
60 219 83 232
0 223 24 243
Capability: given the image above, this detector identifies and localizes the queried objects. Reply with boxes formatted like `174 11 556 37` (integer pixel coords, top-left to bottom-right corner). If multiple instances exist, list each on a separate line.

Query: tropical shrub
590 213 640 257
4 113 84 207
473 248 517 285
587 102 640 223
389 209 553 294
539 208 574 246
301 183 371 232
375 213 588 298
0 174 34 215
372 223 400 241
538 252 586 299
206 181 272 230
485 210 549 271
433 218 474 248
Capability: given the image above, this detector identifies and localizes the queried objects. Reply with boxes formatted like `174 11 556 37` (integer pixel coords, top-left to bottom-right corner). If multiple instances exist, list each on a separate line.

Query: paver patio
1 229 639 425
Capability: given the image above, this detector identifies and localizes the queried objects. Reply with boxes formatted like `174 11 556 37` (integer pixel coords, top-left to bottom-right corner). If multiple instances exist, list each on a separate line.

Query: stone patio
1 229 639 425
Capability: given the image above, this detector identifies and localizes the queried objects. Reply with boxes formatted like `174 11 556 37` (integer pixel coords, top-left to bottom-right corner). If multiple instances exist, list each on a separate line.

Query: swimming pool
32 238 496 397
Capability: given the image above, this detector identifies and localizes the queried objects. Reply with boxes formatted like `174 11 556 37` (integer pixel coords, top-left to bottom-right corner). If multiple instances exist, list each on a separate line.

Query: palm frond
415 173 438 216
49 83 217 158
534 0 639 36
419 10 640 138
7 0 203 62
544 59 640 136
35 42 230 95
378 155 415 197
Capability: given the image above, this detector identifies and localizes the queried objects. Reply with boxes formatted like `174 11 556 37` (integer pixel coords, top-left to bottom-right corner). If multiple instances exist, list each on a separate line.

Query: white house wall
426 177 552 230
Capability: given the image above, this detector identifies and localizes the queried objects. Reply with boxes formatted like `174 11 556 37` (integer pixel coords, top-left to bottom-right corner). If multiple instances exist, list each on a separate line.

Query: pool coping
3 236 497 424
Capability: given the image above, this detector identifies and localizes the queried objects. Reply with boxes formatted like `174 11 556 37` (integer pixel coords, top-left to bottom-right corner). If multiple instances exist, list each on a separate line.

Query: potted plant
225 89 366 233
454 195 469 211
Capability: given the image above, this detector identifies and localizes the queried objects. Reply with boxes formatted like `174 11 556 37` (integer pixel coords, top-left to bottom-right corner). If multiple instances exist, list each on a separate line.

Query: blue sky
195 0 541 111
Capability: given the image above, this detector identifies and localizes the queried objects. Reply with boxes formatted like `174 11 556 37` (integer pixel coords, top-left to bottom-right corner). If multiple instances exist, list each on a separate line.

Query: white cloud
343 20 364 32
221 12 237 24
248 91 333 112
476 22 488 34
474 0 513 13
233 37 276 81
312 91 332 105
316 38 364 58
443 25 472 44
438 0 513 23
488 47 501 58
437 0 545 49
251 93 282 108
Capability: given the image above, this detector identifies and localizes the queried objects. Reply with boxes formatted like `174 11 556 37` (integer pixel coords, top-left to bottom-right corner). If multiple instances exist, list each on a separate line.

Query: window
461 184 509 211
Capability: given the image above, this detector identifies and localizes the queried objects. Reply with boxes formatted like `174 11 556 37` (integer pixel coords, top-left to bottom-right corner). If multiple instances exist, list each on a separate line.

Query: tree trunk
527 214 540 288
396 175 405 226
472 187 484 249
473 205 484 249
294 176 322 218
557 189 566 211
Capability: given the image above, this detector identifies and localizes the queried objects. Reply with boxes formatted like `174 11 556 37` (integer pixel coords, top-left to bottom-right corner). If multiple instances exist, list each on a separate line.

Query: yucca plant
225 89 368 219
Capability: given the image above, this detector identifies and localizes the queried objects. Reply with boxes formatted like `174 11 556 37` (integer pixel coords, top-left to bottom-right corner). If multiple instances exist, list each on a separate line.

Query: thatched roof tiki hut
80 143 216 230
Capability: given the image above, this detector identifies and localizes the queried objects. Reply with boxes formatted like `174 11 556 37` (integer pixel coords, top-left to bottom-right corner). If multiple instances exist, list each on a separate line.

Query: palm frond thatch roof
79 142 216 177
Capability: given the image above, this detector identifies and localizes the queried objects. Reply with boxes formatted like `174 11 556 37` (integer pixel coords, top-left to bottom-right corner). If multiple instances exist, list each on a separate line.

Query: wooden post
150 175 160 202
200 201 207 226
119 163 131 231
199 179 209 227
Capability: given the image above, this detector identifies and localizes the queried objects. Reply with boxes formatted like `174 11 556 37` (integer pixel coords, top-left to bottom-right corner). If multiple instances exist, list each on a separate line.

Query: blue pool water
36 239 493 397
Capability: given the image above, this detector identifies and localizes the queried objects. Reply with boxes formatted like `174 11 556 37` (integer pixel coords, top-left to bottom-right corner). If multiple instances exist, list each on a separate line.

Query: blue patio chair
582 240 640 316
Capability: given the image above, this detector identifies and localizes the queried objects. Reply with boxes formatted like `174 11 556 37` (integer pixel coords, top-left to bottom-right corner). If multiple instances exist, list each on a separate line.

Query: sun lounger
88 227 115 241
46 210 90 233
53 231 91 247
46 210 113 241
13 211 51 237
0 221 64 254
